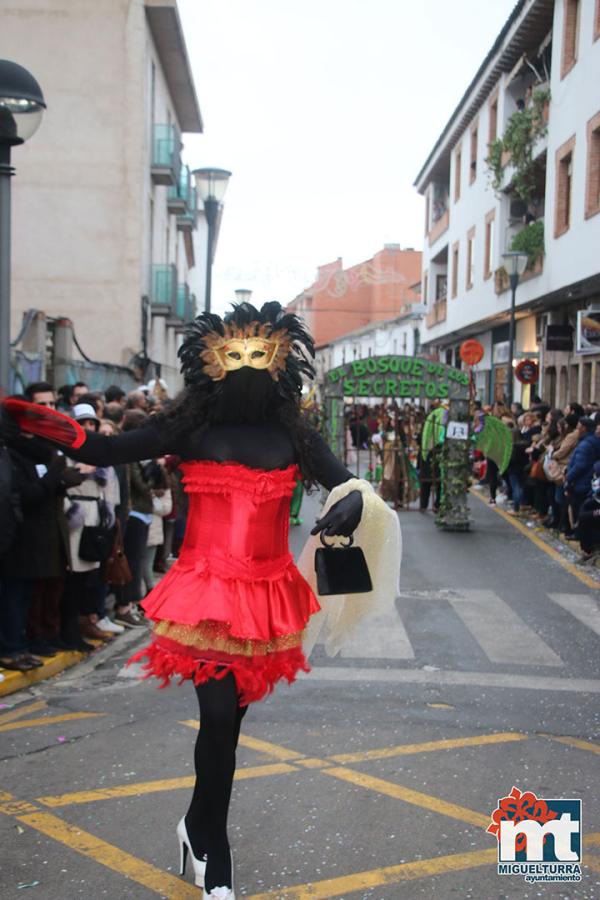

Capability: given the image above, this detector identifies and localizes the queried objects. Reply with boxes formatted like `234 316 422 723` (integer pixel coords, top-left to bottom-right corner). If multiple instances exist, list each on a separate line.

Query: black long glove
311 489 363 537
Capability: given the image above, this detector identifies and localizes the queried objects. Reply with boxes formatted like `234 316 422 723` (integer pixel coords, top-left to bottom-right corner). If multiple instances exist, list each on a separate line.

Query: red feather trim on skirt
128 638 310 706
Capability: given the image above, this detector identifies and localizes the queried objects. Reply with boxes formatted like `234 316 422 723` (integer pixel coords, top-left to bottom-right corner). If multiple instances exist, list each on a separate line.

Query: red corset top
178 460 300 569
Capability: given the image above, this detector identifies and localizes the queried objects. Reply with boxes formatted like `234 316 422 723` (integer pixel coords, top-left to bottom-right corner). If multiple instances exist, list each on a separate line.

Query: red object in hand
2 398 86 449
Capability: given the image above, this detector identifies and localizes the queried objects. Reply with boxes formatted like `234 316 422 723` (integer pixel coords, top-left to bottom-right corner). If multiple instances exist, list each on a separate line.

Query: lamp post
0 60 46 392
193 167 231 314
501 250 529 407
234 288 252 305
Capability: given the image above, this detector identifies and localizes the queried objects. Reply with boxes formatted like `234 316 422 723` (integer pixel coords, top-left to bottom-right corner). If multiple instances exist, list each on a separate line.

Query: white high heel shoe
203 850 235 900
176 816 207 887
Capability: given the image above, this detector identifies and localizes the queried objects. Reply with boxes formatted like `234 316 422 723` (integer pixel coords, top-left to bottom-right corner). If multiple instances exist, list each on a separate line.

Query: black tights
185 673 248 891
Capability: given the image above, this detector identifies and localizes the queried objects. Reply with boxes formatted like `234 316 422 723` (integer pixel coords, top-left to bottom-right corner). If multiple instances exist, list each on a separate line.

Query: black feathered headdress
178 302 315 398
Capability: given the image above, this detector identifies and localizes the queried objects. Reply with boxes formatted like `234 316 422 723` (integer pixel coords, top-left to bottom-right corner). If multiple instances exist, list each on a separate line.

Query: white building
2 0 213 392
315 305 425 386
415 0 600 408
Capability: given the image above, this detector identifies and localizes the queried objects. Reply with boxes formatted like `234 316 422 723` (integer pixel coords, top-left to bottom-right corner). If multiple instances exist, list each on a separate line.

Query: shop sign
515 359 539 384
576 311 600 355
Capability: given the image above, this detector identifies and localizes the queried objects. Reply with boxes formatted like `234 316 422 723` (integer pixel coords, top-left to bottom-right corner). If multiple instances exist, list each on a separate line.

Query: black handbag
71 495 115 563
314 533 373 596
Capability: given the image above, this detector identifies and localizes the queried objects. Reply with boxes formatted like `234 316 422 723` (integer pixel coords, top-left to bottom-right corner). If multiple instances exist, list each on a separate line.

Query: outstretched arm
61 423 171 467
308 430 363 537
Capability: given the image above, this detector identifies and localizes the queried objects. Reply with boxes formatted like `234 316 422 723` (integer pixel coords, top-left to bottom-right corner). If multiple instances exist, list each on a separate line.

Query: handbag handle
320 532 354 549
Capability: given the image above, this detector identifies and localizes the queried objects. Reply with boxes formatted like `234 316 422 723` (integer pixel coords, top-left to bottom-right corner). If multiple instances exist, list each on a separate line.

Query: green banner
324 355 469 400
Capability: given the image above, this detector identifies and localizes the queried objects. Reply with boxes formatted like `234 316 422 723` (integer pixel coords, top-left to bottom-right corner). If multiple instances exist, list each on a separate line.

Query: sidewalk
0 627 146 698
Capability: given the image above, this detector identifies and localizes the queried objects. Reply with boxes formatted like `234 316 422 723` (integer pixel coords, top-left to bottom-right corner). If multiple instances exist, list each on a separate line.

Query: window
451 241 459 298
425 191 430 235
466 227 476 289
489 94 498 144
470 124 478 184
454 145 462 202
561 0 580 78
402 333 407 353
436 274 447 301
585 111 600 219
484 210 495 279
555 135 576 237
423 270 429 306
595 0 600 41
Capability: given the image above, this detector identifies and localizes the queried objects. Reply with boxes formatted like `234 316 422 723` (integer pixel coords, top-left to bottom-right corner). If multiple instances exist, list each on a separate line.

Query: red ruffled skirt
129 460 320 705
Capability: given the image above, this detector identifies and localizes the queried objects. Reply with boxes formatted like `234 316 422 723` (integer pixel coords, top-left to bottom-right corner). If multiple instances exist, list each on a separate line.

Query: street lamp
0 60 46 391
234 288 252 305
501 250 529 407
193 167 231 314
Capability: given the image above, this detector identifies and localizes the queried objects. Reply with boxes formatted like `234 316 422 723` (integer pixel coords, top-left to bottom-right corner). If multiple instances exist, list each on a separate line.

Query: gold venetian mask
200 322 292 381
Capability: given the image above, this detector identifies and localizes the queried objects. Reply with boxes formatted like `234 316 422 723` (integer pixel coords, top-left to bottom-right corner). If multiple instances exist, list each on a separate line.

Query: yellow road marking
247 847 498 899
322 767 489 828
247 834 600 899
16 811 199 898
0 712 105 733
179 718 306 760
0 699 47 724
0 798 39 816
541 734 600 756
328 731 527 764
37 763 297 808
470 488 600 590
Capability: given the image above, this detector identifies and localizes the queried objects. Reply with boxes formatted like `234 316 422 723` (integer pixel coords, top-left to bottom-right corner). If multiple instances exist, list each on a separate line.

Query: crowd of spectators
2 380 600 676
478 398 600 563
0 379 185 674
344 396 600 563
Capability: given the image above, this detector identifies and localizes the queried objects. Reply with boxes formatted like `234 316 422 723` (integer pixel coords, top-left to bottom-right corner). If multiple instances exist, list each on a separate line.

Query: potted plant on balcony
495 220 545 292
485 88 551 201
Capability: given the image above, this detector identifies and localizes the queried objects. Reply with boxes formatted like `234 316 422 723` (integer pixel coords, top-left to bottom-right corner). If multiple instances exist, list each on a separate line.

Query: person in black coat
0 435 84 670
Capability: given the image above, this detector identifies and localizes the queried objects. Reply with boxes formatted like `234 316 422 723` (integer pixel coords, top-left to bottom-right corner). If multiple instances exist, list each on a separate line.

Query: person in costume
1 302 400 899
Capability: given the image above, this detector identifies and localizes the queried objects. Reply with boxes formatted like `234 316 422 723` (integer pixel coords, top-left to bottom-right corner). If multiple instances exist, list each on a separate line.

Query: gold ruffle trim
153 619 302 657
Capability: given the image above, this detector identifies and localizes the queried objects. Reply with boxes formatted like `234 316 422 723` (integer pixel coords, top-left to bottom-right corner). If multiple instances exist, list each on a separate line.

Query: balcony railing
177 185 198 231
494 255 544 294
168 165 191 214
151 124 180 186
151 264 178 313
428 209 449 247
175 283 190 320
171 286 196 325
425 299 447 328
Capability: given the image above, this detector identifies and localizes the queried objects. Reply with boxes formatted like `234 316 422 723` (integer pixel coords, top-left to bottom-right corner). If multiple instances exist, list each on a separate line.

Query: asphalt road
1 492 600 899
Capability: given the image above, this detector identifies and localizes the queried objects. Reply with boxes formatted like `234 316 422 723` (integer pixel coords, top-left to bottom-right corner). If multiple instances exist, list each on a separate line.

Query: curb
469 486 600 589
0 627 148 698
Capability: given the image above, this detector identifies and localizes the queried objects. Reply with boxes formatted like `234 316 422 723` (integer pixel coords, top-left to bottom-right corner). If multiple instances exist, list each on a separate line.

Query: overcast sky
178 0 516 315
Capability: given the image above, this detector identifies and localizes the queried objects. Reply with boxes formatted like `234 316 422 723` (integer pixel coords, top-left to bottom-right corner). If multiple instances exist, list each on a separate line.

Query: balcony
177 185 198 231
151 264 177 314
168 165 191 214
425 299 447 328
151 124 180 186
494 255 544 294
428 208 449 247
171 286 197 328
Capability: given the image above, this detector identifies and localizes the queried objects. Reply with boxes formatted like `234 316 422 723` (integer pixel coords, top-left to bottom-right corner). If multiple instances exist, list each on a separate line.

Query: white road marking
548 593 600 638
302 667 600 693
340 610 415 660
447 589 563 667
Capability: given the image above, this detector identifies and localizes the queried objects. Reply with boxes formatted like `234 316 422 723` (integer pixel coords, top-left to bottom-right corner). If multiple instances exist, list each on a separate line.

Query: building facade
415 0 600 408
315 305 426 388
288 245 422 348
2 0 211 392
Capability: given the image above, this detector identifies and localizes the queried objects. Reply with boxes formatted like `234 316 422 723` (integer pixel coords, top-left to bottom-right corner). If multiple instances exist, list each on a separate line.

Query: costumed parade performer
2 302 400 899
